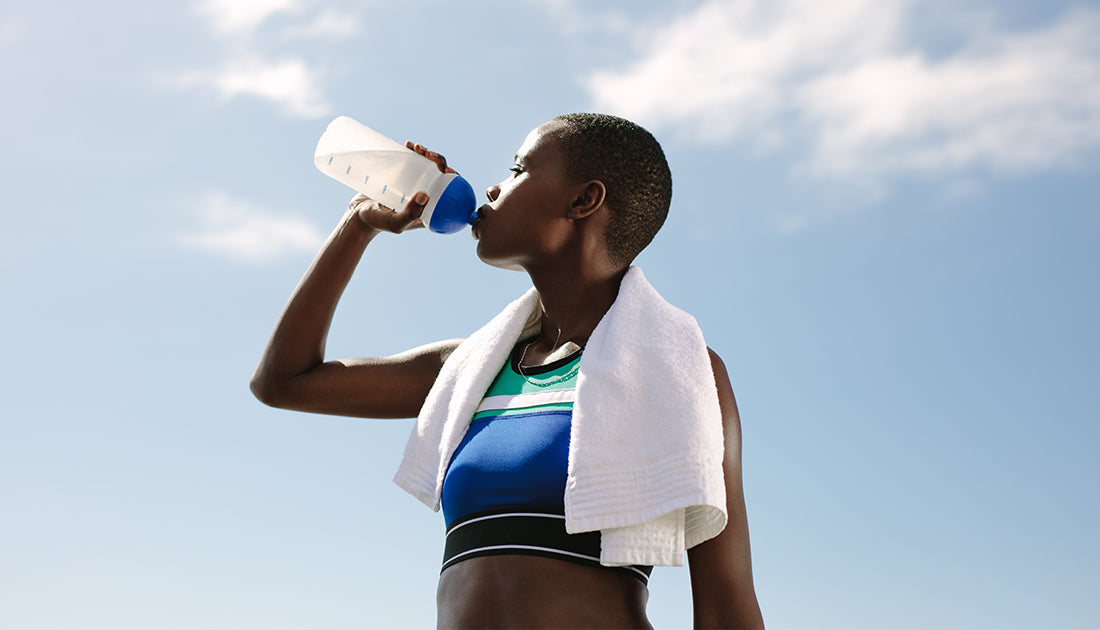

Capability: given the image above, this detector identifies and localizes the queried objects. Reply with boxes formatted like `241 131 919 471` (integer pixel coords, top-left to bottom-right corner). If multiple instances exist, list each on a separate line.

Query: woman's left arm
687 348 765 629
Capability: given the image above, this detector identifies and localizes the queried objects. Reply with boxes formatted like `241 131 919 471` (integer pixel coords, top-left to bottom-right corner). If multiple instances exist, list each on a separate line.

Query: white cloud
195 0 298 36
283 9 361 40
585 0 906 142
584 0 1100 181
206 56 332 118
175 0 359 118
178 191 325 263
798 9 1100 178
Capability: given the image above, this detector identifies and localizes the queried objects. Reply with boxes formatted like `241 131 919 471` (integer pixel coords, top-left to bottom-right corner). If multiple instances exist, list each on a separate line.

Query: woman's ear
567 180 606 220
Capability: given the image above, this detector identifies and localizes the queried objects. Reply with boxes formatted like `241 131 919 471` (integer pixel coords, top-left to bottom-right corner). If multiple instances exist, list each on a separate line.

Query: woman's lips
472 205 490 239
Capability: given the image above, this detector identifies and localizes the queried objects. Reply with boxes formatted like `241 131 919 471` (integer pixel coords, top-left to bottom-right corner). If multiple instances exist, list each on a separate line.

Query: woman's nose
486 184 500 202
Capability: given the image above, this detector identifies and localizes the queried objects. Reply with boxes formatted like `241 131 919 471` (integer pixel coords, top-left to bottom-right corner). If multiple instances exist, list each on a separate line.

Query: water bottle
314 116 479 234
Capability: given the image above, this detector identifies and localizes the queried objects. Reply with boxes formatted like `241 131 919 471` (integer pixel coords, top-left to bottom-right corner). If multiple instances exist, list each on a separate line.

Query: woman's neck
522 265 628 364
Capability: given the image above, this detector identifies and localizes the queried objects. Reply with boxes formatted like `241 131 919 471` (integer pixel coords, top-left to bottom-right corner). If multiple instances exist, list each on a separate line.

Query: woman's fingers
348 192 428 233
405 140 458 174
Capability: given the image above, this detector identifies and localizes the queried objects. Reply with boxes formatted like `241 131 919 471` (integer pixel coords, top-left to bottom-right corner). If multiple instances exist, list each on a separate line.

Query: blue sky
2 0 1098 628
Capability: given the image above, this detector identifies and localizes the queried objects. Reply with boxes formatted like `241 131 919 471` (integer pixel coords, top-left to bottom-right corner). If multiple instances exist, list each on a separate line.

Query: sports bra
439 343 652 584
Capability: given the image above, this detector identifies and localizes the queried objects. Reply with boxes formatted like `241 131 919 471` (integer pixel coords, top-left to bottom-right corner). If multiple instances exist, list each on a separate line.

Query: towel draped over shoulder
393 266 727 567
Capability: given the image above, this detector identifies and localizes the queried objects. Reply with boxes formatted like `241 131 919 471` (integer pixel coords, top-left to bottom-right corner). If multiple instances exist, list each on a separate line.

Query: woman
251 113 764 628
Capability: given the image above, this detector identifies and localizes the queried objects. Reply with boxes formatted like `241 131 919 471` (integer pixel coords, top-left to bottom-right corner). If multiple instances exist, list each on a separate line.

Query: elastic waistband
442 509 652 585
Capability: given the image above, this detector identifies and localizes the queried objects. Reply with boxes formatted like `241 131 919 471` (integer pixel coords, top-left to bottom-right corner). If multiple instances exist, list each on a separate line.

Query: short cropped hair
551 113 672 265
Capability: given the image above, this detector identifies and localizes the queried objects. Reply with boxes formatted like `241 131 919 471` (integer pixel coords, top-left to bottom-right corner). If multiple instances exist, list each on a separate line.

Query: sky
1 0 1098 628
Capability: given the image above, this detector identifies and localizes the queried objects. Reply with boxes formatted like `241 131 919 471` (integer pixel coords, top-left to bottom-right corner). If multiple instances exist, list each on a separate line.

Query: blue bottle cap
429 175 478 234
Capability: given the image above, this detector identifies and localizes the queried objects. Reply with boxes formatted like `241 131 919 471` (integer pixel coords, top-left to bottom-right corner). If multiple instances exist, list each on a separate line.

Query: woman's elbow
249 370 288 408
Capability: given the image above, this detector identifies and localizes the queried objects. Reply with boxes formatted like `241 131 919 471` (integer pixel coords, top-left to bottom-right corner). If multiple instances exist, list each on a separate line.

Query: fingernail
415 192 429 204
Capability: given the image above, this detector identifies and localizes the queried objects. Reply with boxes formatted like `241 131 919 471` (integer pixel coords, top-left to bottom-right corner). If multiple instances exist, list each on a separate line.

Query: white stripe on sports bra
474 389 577 414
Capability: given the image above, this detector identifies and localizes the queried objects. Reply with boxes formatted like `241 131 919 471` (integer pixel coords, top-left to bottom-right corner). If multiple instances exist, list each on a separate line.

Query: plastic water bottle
314 116 479 234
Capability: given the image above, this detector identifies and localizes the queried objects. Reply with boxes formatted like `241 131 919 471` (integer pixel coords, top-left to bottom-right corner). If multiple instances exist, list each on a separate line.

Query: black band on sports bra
442 508 653 585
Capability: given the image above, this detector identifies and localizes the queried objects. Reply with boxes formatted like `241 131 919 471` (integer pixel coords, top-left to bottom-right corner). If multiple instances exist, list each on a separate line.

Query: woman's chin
476 248 525 272
488 260 526 272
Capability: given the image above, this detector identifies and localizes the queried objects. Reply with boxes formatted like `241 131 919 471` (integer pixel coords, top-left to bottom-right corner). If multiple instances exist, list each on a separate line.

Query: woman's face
474 120 576 271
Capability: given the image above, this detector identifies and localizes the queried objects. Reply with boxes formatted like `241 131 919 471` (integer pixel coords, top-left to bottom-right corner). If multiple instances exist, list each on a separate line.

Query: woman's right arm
250 191 461 419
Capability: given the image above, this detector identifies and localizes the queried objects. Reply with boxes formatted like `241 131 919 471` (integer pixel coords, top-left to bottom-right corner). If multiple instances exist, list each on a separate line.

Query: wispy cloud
584 0 1100 183
195 0 298 36
173 0 360 118
587 0 904 143
200 56 331 118
178 191 325 263
797 8 1100 179
282 9 361 40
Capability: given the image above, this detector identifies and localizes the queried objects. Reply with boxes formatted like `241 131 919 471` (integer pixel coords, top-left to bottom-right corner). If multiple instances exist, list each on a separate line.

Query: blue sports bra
439 344 652 584
441 344 580 525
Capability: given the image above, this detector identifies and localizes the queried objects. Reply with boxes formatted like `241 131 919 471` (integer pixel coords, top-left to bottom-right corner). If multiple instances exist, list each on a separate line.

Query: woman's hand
349 192 427 234
348 141 458 233
406 140 458 174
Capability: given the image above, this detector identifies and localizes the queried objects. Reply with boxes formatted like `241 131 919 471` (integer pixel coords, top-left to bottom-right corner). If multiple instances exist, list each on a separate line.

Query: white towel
393 266 727 567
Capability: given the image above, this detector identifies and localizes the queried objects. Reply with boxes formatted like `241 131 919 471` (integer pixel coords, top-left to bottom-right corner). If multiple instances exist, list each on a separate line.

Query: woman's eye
509 166 523 177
